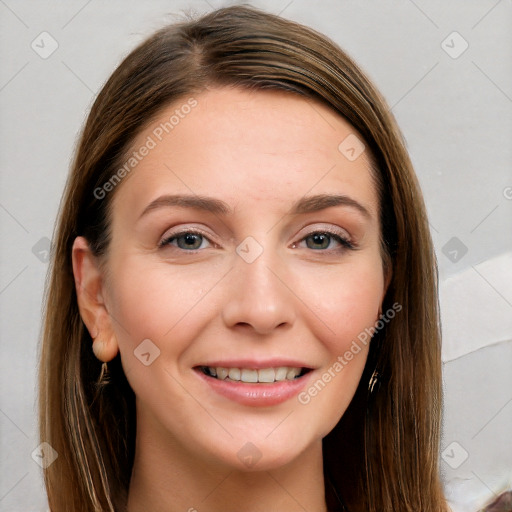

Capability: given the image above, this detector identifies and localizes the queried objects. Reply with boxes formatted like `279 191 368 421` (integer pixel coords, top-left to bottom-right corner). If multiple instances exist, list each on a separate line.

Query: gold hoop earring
368 370 380 393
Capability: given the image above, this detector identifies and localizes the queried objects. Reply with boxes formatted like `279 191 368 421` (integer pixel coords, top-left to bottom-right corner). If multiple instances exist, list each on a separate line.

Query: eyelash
158 228 356 253
294 230 355 251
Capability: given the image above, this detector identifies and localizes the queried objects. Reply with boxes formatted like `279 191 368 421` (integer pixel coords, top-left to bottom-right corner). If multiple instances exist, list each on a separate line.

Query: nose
221 244 296 336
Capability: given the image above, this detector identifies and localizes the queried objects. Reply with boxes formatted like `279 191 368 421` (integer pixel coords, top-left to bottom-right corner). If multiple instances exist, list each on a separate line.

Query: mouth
193 363 314 407
197 365 312 383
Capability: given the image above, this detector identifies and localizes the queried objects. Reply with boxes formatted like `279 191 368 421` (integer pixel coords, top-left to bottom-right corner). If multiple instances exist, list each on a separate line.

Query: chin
203 428 319 473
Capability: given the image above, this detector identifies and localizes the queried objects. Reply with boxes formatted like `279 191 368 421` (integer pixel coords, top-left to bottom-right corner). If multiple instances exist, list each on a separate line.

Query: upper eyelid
295 229 355 250
159 225 353 248
159 224 350 238
294 223 353 246
159 227 214 246
297 223 350 238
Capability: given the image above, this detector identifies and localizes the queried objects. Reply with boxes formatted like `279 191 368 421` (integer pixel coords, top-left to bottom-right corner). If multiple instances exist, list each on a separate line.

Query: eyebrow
139 193 372 220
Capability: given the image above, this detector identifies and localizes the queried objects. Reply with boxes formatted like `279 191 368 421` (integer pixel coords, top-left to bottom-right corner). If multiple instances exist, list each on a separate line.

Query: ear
71 236 119 362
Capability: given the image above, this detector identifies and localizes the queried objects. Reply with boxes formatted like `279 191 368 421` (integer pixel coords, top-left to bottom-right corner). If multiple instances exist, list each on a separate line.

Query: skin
73 86 389 512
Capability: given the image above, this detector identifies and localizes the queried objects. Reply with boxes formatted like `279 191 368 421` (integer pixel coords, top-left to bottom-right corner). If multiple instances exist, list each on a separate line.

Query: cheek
296 255 385 354
106 256 223 356
292 256 383 429
104 256 227 414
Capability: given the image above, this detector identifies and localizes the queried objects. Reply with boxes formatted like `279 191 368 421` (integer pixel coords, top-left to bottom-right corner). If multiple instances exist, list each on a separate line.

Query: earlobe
71 236 119 362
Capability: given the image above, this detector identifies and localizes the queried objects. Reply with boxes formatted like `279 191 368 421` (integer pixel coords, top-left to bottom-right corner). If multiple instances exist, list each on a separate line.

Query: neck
126 412 328 512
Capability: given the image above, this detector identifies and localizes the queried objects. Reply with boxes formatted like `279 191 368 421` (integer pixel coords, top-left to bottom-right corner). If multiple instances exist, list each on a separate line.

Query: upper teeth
207 366 302 383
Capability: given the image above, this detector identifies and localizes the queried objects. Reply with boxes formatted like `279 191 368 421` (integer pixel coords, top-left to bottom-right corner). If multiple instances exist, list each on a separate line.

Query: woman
38 5 448 511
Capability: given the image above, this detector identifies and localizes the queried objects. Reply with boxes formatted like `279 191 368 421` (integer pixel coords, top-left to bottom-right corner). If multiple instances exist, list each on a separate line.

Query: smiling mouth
197 366 311 383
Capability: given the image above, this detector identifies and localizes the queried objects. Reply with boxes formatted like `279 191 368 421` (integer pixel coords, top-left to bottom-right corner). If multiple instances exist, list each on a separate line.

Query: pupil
308 233 329 250
181 233 201 249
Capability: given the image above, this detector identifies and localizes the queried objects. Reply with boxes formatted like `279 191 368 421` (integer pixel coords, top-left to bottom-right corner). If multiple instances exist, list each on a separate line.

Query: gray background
0 1 511 510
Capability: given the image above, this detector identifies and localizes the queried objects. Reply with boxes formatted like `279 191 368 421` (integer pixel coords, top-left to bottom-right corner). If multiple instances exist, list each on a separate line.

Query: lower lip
194 369 313 407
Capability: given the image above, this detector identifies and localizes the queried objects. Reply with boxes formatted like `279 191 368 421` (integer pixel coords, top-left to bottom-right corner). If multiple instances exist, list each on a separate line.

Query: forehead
111 86 378 219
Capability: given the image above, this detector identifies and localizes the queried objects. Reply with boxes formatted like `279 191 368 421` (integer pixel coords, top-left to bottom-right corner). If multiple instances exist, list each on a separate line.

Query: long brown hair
38 5 447 511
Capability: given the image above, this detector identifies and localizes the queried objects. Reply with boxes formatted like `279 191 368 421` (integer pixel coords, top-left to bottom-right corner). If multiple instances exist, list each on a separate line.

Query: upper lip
194 359 315 370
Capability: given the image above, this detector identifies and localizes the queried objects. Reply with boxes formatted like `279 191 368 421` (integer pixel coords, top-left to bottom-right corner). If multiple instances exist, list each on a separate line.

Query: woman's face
100 87 386 470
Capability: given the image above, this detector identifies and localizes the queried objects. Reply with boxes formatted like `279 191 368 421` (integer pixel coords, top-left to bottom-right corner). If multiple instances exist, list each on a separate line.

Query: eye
159 230 212 251
295 230 355 251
